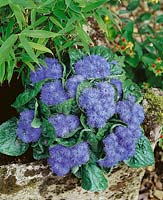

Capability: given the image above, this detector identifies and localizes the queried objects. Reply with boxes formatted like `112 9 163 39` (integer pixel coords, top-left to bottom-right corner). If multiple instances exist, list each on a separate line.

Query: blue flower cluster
48 114 80 137
40 80 69 106
99 96 144 167
48 142 89 176
79 82 116 128
74 55 110 79
16 110 41 143
98 125 142 167
30 58 62 84
116 96 144 125
66 75 85 98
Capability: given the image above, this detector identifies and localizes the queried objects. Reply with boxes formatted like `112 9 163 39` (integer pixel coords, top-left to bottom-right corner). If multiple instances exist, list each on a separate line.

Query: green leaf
22 30 59 38
122 79 142 102
29 42 53 54
9 3 25 30
142 56 155 66
136 12 152 22
19 35 39 64
123 21 134 33
39 101 51 119
31 101 41 128
156 14 163 23
125 134 155 168
81 163 108 191
82 0 108 12
12 80 45 109
0 34 18 61
69 49 85 68
90 46 113 61
0 118 29 156
127 0 140 11
7 58 15 83
134 42 143 58
76 25 92 53
0 0 9 8
125 54 139 68
50 98 78 115
0 62 5 83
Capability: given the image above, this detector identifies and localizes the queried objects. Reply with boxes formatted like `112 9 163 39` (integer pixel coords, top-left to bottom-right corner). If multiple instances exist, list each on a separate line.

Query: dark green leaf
12 80 45 109
123 21 134 33
156 15 163 23
0 118 29 156
136 12 152 22
50 98 78 115
127 0 140 11
90 46 114 61
122 79 142 102
81 163 108 191
125 134 155 168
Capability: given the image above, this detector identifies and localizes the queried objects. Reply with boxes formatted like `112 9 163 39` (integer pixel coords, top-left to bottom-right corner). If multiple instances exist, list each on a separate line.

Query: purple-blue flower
116 96 144 126
48 142 89 176
79 82 116 128
16 110 41 143
40 80 69 106
74 55 110 79
98 125 142 168
48 114 80 137
30 58 62 84
66 75 85 98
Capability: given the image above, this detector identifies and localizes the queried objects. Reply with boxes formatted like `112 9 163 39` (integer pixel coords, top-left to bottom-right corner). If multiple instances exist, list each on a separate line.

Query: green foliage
12 80 45 109
81 162 108 191
0 0 114 83
125 133 155 168
0 118 29 156
107 0 163 89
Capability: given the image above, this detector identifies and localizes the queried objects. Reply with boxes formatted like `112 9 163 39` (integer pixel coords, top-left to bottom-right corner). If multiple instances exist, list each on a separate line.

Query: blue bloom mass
79 81 116 128
48 142 89 176
30 58 62 84
75 55 110 79
16 110 42 143
40 80 69 106
48 114 80 137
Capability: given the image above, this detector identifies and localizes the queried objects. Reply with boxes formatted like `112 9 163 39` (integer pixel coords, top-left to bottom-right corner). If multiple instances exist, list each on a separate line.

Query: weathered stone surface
0 162 144 200
0 88 162 200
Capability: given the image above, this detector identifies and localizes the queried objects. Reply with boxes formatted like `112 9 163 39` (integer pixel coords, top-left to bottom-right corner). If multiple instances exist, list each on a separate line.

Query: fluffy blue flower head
79 82 116 128
116 96 144 126
40 80 69 106
98 125 142 168
16 110 41 143
48 114 80 137
48 142 89 176
66 75 85 98
30 58 62 83
75 55 110 79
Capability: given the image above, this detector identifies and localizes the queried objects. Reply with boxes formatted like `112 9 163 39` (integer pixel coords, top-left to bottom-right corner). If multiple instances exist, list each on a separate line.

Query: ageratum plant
0 46 154 191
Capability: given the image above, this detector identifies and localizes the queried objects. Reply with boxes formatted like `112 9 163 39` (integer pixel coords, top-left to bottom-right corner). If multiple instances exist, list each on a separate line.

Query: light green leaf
0 34 18 61
9 3 25 30
0 61 5 83
22 30 59 38
125 134 155 168
0 0 9 8
0 118 29 156
29 42 53 54
19 34 39 64
81 163 108 191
